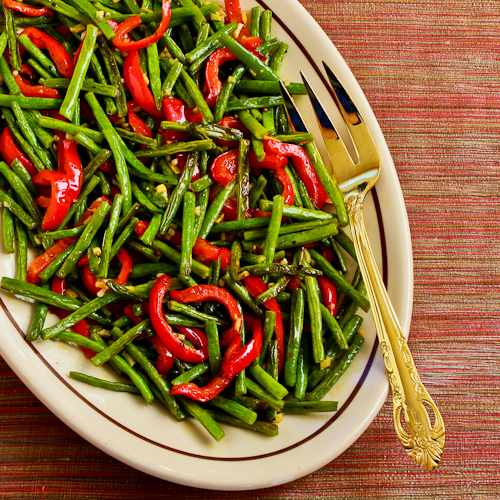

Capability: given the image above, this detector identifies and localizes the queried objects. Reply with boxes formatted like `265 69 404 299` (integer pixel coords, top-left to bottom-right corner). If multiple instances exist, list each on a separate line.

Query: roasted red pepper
170 285 243 341
33 137 83 230
50 277 93 358
177 326 209 357
243 275 285 372
123 50 161 119
170 314 263 402
318 276 338 316
0 127 36 175
113 0 171 52
127 102 153 138
221 196 270 221
124 303 143 324
134 219 149 237
273 167 295 206
151 336 175 375
22 28 73 78
27 237 74 283
204 37 262 107
161 96 188 141
14 74 60 98
224 0 244 23
263 140 328 208
210 149 238 186
192 238 231 271
148 275 208 363
3 0 52 17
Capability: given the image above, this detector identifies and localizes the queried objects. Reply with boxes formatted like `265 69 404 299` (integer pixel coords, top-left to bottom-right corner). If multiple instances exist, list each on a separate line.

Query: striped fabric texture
0 1 499 498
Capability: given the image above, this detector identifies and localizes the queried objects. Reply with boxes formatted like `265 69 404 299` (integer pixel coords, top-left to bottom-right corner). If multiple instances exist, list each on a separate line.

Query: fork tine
300 71 360 165
278 80 309 133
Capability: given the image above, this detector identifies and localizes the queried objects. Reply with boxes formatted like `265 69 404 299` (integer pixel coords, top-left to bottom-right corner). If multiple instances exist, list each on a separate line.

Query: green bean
205 320 221 375
195 21 210 46
223 273 263 316
0 191 36 229
1 207 15 253
99 39 127 117
198 180 235 238
136 213 159 247
58 176 100 229
256 277 289 304
250 6 262 36
153 240 210 279
181 399 224 441
172 363 209 385
226 96 284 112
131 183 162 213
310 249 370 311
214 64 245 122
284 400 338 413
259 310 276 363
338 278 366 327
244 219 331 242
270 42 288 73
237 139 250 220
56 201 110 278
211 410 279 437
250 138 264 161
38 244 75 283
11 161 35 195
275 133 314 144
0 57 19 94
220 34 278 81
245 379 284 411
304 268 324 363
159 152 197 234
27 58 51 79
0 31 7 60
294 343 309 400
180 68 214 122
238 110 270 140
146 42 162 110
41 77 117 98
248 175 267 209
210 396 258 425
92 321 149 366
249 364 288 400
185 23 237 63
211 216 269 234
55 331 153 403
60 25 98 120
86 93 131 213
274 222 338 250
37 116 103 143
83 149 112 179
14 222 28 281
259 9 273 41
329 238 348 274
110 216 139 260
178 24 195 53
228 240 241 283
43 292 119 339
284 288 305 386
135 139 215 158
18 34 55 74
320 304 349 350
162 59 183 97
26 301 49 341
69 372 140 394
190 175 212 193
261 194 283 265
0 94 61 109
97 194 123 279
163 34 186 63
67 0 115 39
236 80 306 96
180 190 196 276
334 229 357 260
168 301 222 325
0 162 39 220
129 263 175 280
307 334 364 400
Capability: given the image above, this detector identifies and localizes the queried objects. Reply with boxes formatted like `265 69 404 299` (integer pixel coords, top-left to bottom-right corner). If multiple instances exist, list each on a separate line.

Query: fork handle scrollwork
347 193 445 471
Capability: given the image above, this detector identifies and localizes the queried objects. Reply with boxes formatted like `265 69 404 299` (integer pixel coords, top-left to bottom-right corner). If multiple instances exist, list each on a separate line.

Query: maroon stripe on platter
0 2 390 462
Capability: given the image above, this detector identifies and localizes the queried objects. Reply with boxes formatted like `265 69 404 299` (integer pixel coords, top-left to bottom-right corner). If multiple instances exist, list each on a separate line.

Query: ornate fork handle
347 193 445 470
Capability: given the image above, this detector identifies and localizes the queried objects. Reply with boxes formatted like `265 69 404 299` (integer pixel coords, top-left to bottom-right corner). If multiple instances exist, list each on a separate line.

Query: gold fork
280 63 445 470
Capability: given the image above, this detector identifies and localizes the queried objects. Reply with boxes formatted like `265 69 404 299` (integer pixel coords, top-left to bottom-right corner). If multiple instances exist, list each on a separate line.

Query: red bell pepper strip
318 276 338 316
14 74 60 98
204 37 262 108
185 107 204 124
50 277 93 358
170 285 243 340
78 196 111 225
33 137 83 230
148 275 207 363
263 139 328 208
113 0 171 52
27 237 74 283
192 238 231 271
151 336 175 375
210 149 238 186
170 314 263 402
134 220 149 237
161 96 188 141
124 304 143 324
19 63 36 80
224 0 244 23
127 102 152 138
115 248 133 284
220 196 270 221
81 264 101 296
177 326 209 357
0 127 36 175
3 0 52 17
123 50 160 119
243 275 285 372
273 167 295 206
21 28 73 78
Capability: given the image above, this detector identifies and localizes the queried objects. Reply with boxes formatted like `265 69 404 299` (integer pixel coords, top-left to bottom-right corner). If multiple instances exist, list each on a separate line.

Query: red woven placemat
1 1 499 497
